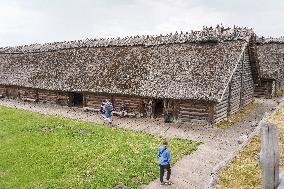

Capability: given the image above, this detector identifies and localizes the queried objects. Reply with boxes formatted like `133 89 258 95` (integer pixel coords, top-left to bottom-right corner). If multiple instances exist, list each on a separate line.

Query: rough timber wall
214 86 229 123
84 93 107 109
6 86 19 99
0 85 5 96
241 48 254 106
84 93 144 113
178 100 213 123
113 96 143 113
214 47 254 123
56 92 69 106
18 87 38 100
0 85 70 105
228 55 242 115
38 89 58 103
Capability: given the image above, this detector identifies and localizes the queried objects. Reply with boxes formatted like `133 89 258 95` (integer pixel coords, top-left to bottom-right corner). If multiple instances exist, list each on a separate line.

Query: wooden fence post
260 123 280 189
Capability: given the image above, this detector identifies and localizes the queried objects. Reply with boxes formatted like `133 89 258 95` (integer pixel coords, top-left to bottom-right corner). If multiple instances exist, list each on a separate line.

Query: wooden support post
239 51 245 108
260 123 280 189
227 82 232 116
173 100 179 121
208 103 215 124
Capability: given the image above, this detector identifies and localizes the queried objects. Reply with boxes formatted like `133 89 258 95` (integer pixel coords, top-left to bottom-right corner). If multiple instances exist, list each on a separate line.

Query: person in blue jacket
158 139 172 185
104 99 114 125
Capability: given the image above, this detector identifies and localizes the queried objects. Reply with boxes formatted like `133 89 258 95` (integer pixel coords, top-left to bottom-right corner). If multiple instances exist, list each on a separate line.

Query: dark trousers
160 164 171 182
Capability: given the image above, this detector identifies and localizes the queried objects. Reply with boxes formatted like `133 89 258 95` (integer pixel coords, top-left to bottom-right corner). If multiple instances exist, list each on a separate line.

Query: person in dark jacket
120 102 127 117
158 139 172 185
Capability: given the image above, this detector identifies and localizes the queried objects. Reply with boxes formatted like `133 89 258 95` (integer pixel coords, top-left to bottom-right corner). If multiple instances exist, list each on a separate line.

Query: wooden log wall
0 85 6 96
178 100 211 123
84 93 145 114
254 81 272 98
84 93 107 109
56 92 69 106
113 96 143 113
18 87 38 100
228 56 242 115
241 48 254 106
38 89 69 105
0 85 70 105
214 47 254 123
38 89 58 103
256 79 280 98
173 100 180 120
5 86 19 99
214 86 229 123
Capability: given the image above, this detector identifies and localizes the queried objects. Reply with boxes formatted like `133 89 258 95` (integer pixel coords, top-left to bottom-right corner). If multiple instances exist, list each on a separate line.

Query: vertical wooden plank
227 82 232 116
260 123 280 189
173 100 179 120
208 103 215 124
239 51 245 108
82 92 86 107
0 85 6 97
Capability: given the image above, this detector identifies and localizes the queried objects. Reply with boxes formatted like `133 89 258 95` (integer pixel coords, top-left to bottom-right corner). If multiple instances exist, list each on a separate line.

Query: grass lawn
0 106 199 189
215 103 284 189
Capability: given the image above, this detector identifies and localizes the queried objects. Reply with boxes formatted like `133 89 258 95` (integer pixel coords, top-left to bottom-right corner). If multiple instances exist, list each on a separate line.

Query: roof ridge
256 36 284 44
0 25 254 54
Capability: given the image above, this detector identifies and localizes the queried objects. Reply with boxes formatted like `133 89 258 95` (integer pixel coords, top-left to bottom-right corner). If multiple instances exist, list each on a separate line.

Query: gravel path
0 98 278 189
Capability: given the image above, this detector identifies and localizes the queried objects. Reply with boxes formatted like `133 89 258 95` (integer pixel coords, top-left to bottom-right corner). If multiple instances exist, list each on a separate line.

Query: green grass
216 102 259 129
215 104 284 189
276 87 284 97
215 135 262 189
0 106 199 189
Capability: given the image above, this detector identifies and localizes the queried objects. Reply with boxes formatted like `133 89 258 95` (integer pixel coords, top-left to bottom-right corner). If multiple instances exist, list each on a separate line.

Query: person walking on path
158 139 172 185
104 99 114 125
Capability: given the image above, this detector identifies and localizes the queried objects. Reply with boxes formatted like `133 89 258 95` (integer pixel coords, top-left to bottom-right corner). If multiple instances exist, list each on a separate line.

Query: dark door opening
70 92 83 107
154 99 164 117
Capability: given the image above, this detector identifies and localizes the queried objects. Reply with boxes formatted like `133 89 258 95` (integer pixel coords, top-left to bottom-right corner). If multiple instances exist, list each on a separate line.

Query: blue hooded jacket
158 145 171 165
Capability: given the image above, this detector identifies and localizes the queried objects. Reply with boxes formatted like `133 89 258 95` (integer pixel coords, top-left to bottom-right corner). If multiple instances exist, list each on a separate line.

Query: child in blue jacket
158 140 172 185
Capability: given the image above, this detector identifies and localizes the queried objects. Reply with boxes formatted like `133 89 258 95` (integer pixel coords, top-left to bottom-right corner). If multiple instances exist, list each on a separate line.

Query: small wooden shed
256 37 284 97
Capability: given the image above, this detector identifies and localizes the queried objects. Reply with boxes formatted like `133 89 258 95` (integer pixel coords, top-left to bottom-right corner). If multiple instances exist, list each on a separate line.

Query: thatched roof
0 26 252 53
257 37 284 81
0 26 255 102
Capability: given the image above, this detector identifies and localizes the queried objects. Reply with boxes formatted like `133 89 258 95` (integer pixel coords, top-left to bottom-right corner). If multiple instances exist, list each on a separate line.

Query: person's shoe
160 182 166 185
165 180 173 185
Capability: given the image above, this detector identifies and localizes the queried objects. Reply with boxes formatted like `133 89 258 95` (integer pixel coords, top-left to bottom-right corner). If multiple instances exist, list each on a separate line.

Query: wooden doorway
153 99 164 117
69 92 83 107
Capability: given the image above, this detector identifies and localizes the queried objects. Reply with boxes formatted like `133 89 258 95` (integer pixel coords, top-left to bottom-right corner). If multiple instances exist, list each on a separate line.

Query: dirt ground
0 98 279 189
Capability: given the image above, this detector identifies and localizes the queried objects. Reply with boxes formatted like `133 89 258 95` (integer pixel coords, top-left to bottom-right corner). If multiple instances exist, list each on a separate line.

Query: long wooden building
0 26 260 124
255 37 284 97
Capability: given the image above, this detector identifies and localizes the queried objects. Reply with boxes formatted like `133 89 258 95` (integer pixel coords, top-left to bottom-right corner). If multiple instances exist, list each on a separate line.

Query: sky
0 0 283 46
